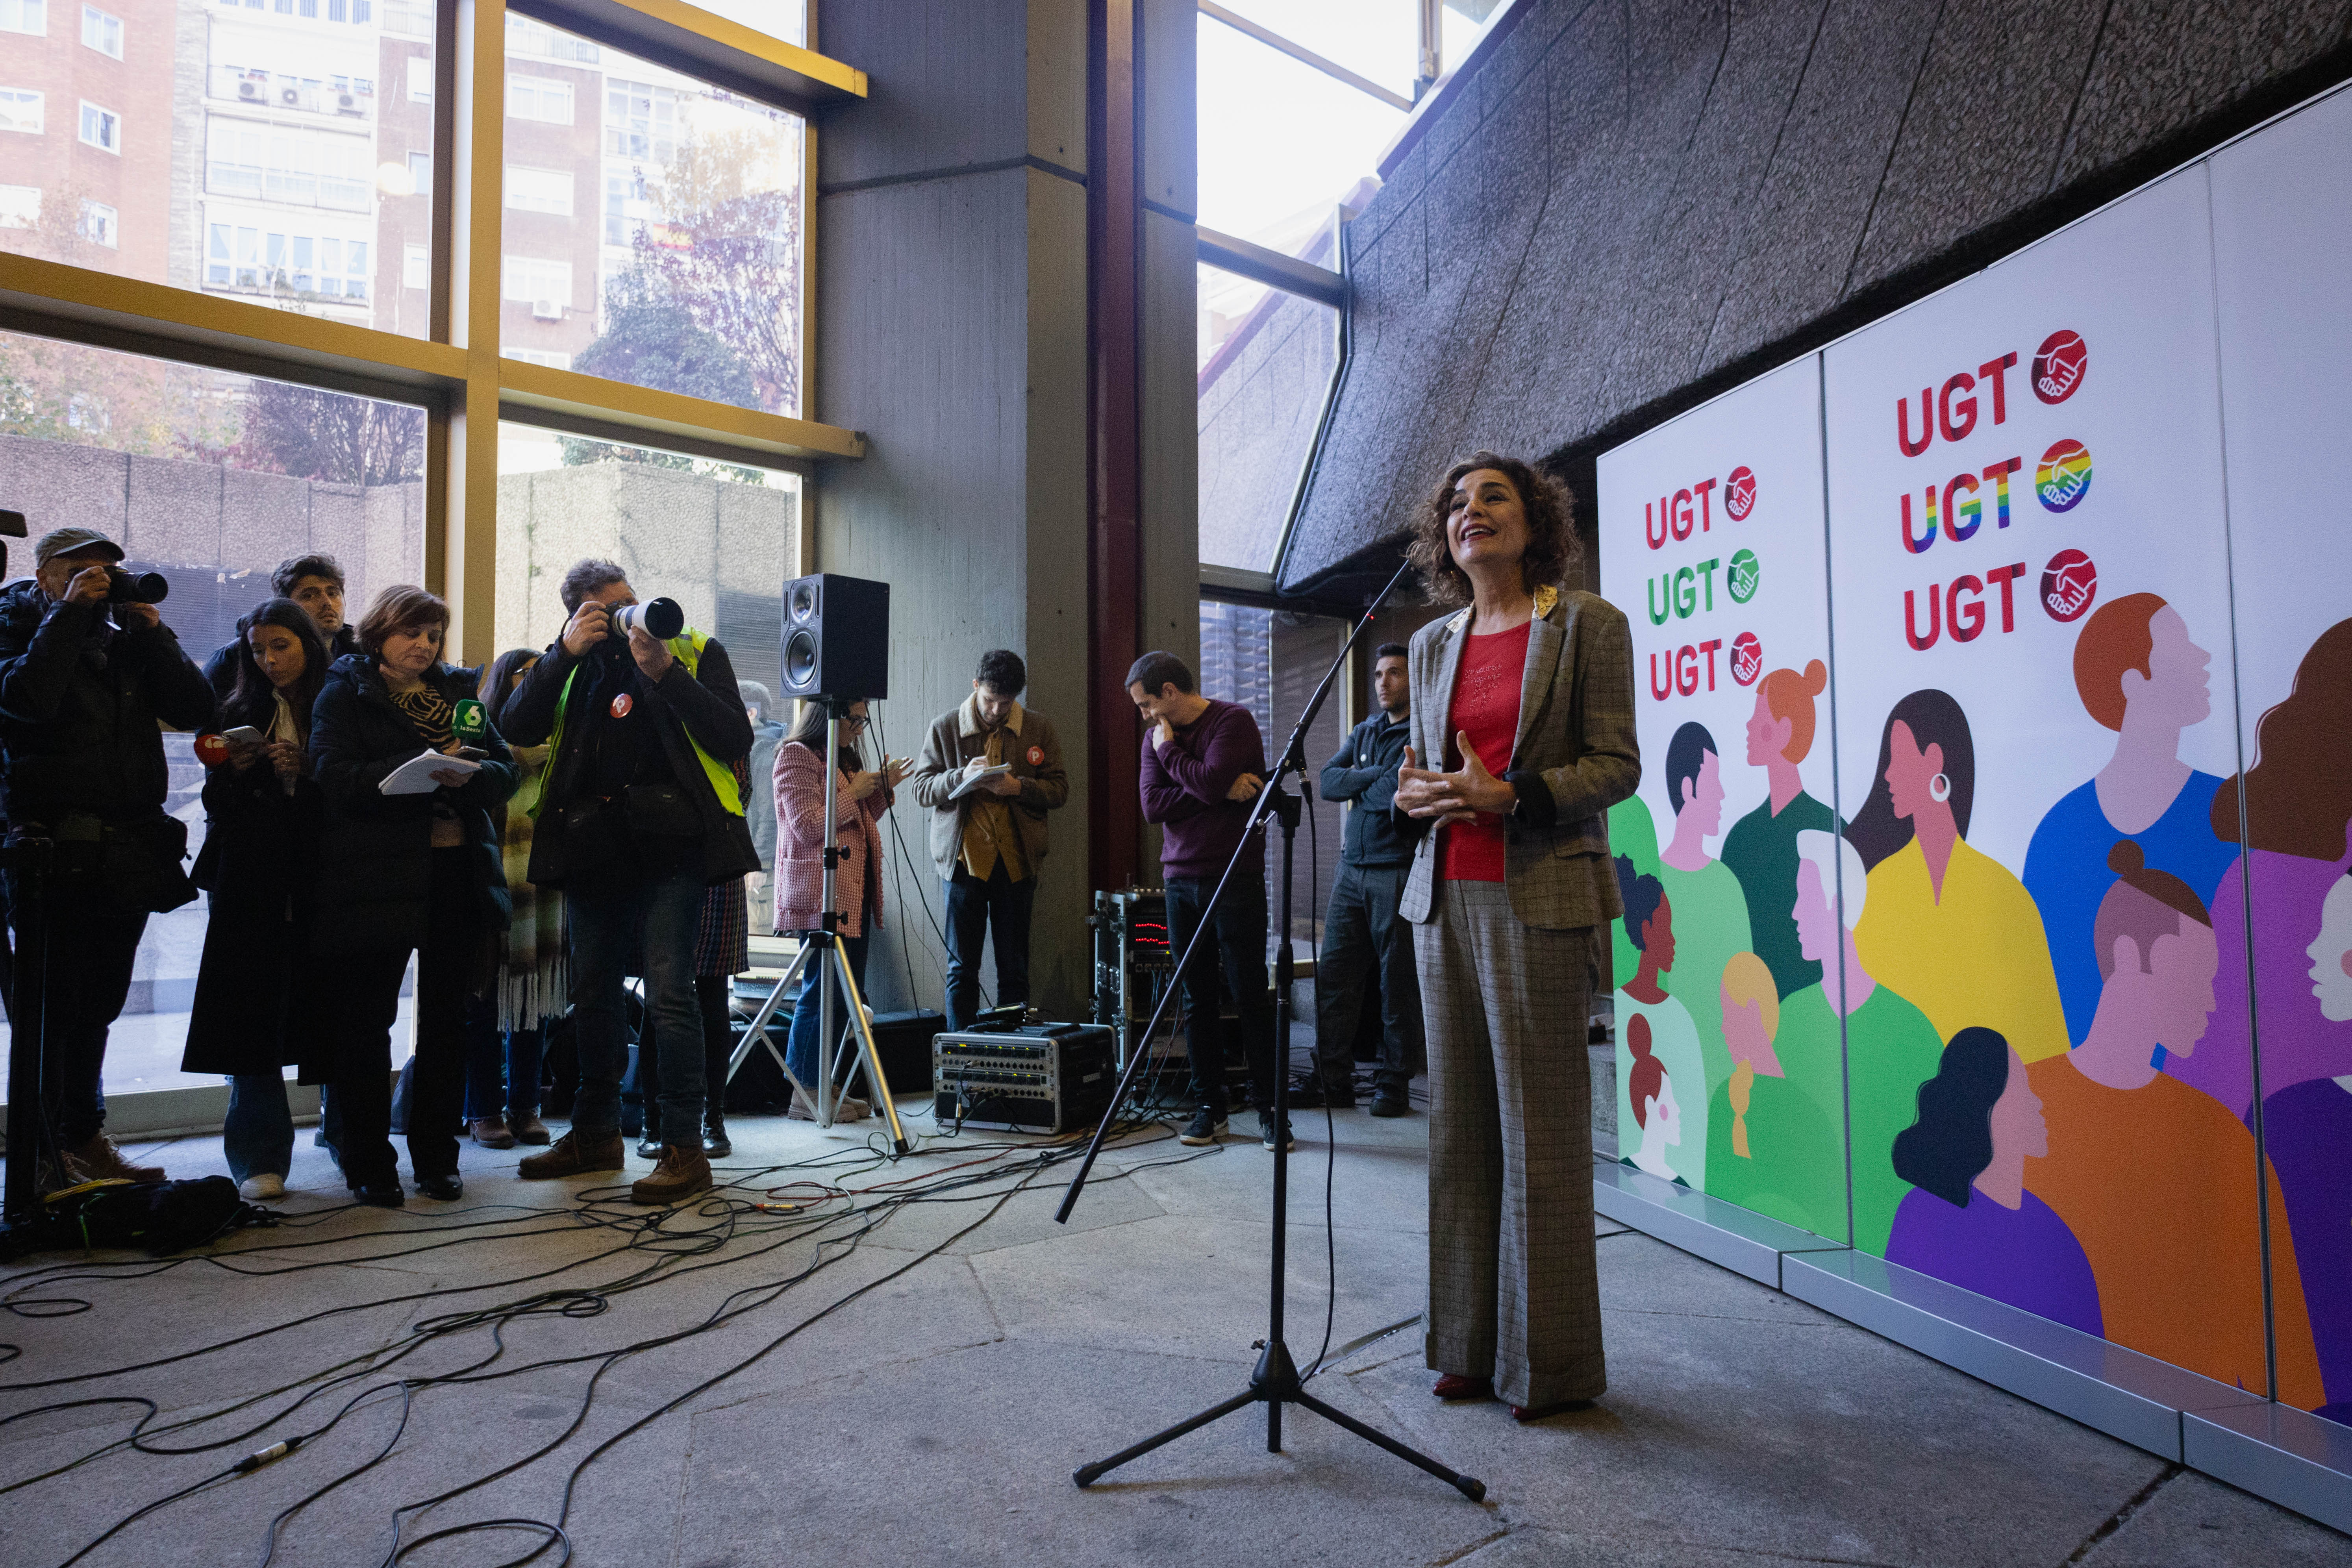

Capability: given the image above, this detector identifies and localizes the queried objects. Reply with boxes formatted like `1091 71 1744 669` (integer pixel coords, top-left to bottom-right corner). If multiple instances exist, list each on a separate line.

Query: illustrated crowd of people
1608 590 2352 1422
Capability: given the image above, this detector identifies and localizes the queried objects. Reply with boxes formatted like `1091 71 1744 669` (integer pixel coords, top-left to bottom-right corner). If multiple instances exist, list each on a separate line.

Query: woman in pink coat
773 698 909 1115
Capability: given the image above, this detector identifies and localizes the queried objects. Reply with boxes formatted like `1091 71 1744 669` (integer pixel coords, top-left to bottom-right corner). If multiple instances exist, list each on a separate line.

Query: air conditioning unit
531 299 561 320
336 92 357 113
238 80 263 101
280 86 300 105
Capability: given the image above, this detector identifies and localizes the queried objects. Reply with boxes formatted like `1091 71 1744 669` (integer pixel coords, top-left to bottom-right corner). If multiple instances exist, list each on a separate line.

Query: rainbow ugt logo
2036 439 2093 513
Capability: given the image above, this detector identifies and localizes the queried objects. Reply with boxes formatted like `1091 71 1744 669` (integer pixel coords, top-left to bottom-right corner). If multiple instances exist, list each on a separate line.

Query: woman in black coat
311 585 517 1206
181 599 332 1202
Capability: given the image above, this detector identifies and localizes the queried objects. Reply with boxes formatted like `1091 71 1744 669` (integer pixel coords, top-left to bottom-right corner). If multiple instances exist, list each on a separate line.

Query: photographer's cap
33 527 124 568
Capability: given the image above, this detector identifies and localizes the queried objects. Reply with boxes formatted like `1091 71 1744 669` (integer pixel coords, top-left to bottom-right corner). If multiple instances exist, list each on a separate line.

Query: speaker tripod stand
1057 557 1483 1502
725 698 909 1153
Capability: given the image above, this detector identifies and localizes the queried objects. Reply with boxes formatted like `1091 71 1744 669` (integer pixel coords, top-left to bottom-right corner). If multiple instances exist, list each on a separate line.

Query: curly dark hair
1407 451 1582 607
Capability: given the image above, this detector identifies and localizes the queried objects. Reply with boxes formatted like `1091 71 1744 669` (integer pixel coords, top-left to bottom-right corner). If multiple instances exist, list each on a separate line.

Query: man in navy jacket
1297 643 1422 1117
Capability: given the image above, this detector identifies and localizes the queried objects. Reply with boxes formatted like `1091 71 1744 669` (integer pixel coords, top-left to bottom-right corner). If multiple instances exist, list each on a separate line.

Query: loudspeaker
778 572 890 702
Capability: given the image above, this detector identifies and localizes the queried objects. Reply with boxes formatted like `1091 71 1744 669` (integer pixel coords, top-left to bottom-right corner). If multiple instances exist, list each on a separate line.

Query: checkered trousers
1414 878 1606 1409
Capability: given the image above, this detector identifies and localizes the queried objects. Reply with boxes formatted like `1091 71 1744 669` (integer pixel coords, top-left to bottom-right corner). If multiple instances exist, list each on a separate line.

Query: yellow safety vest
528 629 744 819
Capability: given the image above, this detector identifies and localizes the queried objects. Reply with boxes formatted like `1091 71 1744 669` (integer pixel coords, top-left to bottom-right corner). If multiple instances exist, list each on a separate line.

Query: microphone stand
1056 555 1483 1501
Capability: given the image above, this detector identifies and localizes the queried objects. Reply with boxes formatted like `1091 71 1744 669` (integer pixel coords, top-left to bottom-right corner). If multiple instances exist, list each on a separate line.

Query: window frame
0 88 42 135
0 0 45 36
80 2 120 57
77 98 121 153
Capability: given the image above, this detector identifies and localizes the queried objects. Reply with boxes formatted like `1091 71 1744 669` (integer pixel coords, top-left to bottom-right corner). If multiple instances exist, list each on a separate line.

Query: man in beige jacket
908 650 1069 1027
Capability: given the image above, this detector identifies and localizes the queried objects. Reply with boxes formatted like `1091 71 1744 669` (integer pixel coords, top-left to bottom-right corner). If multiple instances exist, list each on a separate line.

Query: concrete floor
2 1097 2346 1568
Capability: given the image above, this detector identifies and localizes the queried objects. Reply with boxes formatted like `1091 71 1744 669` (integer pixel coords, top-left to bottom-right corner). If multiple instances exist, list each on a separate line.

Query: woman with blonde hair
1703 950 1842 1236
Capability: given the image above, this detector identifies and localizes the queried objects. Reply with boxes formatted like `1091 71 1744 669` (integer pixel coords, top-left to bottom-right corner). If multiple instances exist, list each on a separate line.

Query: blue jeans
224 1072 294 1183
462 994 544 1121
943 864 1035 1030
569 866 707 1148
785 932 868 1091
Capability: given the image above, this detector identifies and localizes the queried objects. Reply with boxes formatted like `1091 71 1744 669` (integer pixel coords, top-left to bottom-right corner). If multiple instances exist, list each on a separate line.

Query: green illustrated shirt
1720 789 1841 1000
1615 990 1709 1193
1705 1059 1846 1240
1836 981 1949 1258
1654 857 1754 1103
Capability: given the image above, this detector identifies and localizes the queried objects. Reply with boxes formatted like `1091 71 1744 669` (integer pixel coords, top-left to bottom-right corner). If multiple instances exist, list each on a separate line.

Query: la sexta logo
1724 467 1757 521
1731 632 1763 687
2033 330 2087 404
2041 549 2097 622
2035 439 2092 512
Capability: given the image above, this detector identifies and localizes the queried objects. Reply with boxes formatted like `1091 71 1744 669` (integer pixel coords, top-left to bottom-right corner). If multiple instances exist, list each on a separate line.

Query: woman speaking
1394 451 1639 1422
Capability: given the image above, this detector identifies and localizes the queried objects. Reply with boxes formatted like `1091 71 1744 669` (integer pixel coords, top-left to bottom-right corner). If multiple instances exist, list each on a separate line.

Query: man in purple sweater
1128 650 1285 1150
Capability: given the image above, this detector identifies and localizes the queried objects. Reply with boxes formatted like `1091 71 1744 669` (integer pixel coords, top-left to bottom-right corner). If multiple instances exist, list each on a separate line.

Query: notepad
948 763 1012 801
378 749 480 796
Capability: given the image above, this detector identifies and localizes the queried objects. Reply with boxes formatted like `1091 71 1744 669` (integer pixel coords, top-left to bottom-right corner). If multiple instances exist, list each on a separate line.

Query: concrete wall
1280 0 2352 597
810 1 1196 1020
492 463 798 657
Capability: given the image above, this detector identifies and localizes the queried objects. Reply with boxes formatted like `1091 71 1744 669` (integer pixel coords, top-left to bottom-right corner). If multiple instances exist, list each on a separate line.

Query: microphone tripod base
1070 1337 1486 1502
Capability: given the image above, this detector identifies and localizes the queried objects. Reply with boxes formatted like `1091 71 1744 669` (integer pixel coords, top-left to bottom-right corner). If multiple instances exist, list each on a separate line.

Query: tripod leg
1286 1388 1486 1501
729 944 811 1087
828 947 911 1154
1072 1385 1263 1488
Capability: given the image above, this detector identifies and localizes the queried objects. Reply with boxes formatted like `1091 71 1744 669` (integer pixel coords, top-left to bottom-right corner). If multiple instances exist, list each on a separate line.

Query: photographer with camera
181 599 334 1201
0 527 217 1187
311 587 518 1207
500 560 756 1205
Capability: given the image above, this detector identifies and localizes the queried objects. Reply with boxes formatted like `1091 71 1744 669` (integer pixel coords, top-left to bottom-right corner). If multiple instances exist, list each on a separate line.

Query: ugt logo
2035 439 2093 513
2041 549 2098 622
1724 467 1757 521
1731 631 1763 687
2033 330 2087 404
1727 549 1760 604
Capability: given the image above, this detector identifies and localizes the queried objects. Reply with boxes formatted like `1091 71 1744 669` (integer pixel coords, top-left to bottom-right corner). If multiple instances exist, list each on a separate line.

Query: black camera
104 567 169 605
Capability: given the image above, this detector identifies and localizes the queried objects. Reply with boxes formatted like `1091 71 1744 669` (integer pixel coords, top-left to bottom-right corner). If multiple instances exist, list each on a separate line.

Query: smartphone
221 725 266 744
454 746 489 762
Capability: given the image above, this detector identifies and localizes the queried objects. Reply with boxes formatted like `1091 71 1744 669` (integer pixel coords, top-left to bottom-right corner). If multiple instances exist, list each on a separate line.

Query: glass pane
0 326 427 1100
1198 263 1337 572
0 0 440 339
1198 17 1403 243
501 17 805 418
1195 602 1348 961
1439 0 1504 76
685 0 803 48
1210 0 1417 100
495 422 799 690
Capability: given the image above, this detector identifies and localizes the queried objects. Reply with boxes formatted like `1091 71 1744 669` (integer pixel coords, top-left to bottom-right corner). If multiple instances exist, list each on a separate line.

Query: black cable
1300 773 1340 1381
5 1120 1194 1566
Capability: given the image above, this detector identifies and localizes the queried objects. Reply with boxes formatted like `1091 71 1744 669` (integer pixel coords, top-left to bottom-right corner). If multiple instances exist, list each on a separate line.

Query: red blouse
1438 620 1530 883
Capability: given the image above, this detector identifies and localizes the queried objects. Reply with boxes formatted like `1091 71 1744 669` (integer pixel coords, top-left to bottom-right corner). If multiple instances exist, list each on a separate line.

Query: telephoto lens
611 597 683 640
104 567 169 604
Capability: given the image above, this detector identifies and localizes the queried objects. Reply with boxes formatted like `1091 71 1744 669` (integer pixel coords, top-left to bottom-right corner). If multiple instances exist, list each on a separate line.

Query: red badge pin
1026 746 1044 766
610 692 635 718
195 733 230 768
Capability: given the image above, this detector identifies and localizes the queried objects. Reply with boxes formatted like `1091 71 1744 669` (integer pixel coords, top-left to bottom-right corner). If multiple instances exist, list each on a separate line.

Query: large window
502 20 806 418
0 328 426 1103
495 422 800 703
0 0 434 336
0 0 828 1126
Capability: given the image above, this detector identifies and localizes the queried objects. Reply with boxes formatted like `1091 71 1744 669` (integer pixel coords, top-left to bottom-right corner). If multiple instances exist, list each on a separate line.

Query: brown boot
470 1116 517 1150
517 1128 626 1179
630 1145 713 1205
510 1111 552 1145
786 1081 870 1122
64 1133 164 1184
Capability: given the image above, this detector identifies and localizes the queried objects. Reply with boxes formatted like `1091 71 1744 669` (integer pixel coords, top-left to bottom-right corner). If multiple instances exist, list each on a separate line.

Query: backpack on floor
37 1175 276 1255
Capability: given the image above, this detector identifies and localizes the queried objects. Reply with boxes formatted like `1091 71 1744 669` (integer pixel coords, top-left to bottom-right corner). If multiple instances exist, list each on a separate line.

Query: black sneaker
635 1135 664 1161
1368 1093 1410 1118
1180 1107 1228 1146
1259 1111 1295 1152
